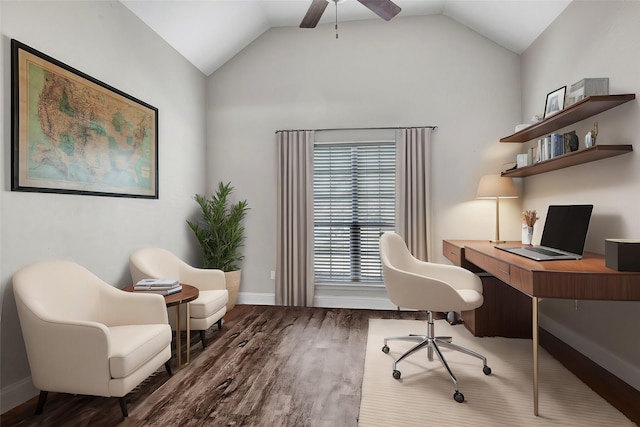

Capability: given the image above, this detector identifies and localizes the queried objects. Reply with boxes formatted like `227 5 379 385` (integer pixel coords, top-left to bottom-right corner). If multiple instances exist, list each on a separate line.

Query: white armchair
12 260 172 418
129 248 228 348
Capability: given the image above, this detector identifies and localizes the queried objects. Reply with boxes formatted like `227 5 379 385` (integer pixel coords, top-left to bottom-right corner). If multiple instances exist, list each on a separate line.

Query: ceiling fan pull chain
335 0 339 39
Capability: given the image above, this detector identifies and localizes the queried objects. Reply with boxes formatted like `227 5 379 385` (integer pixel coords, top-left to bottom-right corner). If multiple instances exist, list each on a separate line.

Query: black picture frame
543 86 566 119
11 39 158 198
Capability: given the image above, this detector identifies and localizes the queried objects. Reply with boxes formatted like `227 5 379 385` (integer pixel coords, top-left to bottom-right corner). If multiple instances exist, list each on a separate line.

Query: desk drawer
492 260 511 283
466 249 511 283
443 241 463 266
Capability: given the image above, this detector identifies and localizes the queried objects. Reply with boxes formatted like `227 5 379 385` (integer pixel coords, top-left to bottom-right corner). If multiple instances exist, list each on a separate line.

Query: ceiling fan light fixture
299 0 401 29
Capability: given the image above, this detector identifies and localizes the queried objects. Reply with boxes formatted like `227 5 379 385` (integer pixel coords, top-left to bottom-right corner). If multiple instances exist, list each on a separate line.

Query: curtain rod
275 125 437 134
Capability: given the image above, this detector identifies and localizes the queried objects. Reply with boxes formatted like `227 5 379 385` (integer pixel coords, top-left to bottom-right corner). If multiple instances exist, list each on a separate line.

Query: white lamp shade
476 174 518 199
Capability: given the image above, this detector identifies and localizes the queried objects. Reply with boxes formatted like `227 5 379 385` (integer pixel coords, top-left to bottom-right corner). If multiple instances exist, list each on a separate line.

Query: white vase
522 225 534 245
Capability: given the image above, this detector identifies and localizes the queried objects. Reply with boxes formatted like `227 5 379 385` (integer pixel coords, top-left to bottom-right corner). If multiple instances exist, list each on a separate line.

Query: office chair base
382 311 491 402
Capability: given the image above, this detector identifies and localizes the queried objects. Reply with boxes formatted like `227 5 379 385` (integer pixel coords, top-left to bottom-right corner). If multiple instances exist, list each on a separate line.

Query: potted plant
187 181 249 311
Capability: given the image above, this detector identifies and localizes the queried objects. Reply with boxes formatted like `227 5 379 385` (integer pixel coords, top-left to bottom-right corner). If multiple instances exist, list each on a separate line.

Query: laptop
496 204 594 261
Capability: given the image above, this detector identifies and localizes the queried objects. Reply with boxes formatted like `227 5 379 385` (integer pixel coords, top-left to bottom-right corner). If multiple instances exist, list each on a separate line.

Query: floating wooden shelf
501 145 633 177
500 94 636 143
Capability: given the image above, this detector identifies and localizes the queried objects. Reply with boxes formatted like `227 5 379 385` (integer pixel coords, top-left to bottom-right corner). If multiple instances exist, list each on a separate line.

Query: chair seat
189 289 228 320
109 324 172 379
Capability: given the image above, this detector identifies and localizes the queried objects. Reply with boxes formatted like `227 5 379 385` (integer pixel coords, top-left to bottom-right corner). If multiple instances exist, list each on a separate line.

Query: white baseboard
313 295 396 310
1 376 38 414
237 292 275 306
236 292 397 311
540 313 640 391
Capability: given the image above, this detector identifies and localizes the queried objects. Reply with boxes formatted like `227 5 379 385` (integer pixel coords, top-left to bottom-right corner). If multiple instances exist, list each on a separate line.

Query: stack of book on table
134 278 182 296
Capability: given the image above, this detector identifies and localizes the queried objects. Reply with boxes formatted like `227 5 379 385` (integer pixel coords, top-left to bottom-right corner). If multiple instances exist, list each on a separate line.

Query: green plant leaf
186 182 249 272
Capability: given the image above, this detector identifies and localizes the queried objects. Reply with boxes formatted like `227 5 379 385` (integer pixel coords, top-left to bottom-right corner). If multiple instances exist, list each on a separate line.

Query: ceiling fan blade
357 0 401 21
300 0 330 28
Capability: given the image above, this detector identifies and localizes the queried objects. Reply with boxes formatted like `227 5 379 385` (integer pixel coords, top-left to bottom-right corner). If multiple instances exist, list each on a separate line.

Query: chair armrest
408 259 482 293
100 286 169 326
22 315 112 396
179 265 226 291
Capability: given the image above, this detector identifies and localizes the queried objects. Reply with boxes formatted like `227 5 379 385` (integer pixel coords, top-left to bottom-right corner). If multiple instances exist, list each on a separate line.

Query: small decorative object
544 86 566 119
522 210 539 245
522 226 534 245
563 130 579 152
531 114 543 123
566 78 609 106
516 153 529 168
585 122 598 148
585 132 593 147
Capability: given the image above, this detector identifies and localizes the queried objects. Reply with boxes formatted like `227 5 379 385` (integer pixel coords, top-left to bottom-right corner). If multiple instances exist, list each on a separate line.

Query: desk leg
532 296 539 416
176 304 182 368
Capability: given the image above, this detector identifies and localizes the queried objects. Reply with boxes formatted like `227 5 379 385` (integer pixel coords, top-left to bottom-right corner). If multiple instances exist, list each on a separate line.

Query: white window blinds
313 142 395 283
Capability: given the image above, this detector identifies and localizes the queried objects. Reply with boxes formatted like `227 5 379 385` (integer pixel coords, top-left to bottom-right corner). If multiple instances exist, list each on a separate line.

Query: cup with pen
522 210 539 245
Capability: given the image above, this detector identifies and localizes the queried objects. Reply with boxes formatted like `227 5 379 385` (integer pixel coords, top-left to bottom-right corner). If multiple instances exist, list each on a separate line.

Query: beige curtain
395 127 433 261
275 130 315 307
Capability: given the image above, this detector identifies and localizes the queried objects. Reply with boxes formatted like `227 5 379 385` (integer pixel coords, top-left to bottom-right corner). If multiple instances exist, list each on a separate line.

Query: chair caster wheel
453 391 464 403
382 345 389 354
483 365 492 375
392 370 401 380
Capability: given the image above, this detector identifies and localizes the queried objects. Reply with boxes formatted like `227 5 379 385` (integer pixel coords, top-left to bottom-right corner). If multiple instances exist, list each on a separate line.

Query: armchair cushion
109 324 172 379
190 290 229 320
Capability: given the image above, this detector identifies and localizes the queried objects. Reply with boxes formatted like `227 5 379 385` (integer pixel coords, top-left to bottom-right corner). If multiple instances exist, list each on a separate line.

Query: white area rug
359 319 633 426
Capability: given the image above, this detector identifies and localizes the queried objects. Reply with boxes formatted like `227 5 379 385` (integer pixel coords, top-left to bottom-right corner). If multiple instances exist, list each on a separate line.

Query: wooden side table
122 284 199 368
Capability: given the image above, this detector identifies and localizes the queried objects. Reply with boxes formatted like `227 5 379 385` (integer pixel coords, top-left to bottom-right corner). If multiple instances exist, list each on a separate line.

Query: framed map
11 39 158 198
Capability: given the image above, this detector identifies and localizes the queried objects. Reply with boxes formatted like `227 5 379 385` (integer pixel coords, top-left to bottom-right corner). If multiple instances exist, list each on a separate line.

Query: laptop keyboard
528 247 564 257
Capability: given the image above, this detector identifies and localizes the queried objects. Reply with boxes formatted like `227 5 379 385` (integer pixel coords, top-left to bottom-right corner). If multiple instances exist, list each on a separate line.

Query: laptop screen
540 205 594 255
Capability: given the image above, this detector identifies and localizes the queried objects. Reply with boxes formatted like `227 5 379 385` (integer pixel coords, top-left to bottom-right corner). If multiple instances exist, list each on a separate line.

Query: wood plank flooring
1 305 424 427
3 305 637 426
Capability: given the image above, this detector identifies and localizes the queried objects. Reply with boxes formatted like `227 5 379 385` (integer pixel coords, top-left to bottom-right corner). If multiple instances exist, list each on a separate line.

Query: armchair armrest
100 286 169 326
21 310 112 396
179 265 226 291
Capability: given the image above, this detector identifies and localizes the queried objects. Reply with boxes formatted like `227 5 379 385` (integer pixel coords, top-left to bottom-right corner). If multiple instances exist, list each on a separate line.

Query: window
313 142 395 284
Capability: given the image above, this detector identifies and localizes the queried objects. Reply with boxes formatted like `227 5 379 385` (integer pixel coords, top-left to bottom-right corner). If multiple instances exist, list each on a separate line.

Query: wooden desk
443 240 640 416
123 284 199 368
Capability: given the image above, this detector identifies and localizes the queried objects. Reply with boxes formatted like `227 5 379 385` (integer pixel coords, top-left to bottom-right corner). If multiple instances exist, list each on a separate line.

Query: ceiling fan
300 0 402 29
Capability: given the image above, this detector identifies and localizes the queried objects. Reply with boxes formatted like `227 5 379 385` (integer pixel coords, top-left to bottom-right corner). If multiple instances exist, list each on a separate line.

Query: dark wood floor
1 305 425 427
3 305 638 426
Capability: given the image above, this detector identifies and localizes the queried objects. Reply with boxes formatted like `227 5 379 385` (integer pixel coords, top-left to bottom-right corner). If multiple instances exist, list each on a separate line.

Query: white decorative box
566 78 609 106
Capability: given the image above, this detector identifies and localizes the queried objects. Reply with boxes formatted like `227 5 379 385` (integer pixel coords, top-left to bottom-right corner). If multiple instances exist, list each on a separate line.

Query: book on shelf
134 285 183 296
135 278 180 289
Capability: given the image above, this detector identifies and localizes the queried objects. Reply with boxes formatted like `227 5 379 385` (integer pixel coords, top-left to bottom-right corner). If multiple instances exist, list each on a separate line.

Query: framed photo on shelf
543 86 566 119
11 39 158 198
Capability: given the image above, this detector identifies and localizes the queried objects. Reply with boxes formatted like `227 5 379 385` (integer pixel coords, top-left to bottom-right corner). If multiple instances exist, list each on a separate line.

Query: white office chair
379 232 491 403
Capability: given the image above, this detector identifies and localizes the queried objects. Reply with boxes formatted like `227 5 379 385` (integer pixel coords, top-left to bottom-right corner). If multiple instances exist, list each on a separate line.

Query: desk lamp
476 174 518 243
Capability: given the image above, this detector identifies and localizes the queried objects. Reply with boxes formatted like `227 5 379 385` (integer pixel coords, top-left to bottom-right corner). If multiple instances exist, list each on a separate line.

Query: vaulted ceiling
121 0 571 76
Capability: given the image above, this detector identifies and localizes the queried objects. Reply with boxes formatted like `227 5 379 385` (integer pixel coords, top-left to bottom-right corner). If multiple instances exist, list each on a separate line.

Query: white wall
207 14 522 303
520 1 640 389
0 1 208 412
